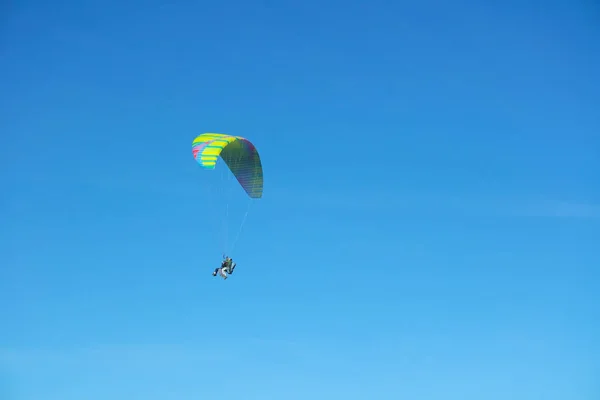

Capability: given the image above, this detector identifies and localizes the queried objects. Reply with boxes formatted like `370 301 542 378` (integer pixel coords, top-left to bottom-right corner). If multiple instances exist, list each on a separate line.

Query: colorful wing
192 133 263 199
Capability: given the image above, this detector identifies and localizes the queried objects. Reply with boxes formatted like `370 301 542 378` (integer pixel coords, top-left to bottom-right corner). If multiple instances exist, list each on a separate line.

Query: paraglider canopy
192 133 263 199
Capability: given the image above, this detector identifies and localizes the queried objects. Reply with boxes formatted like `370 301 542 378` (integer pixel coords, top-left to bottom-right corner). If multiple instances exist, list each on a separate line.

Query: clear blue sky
1 0 599 399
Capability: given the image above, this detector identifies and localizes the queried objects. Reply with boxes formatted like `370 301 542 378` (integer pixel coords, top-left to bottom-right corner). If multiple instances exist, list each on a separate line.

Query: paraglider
212 255 236 280
192 133 263 280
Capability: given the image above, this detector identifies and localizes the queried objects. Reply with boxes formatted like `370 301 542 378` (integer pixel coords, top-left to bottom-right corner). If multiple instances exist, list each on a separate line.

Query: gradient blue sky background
2 0 599 399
